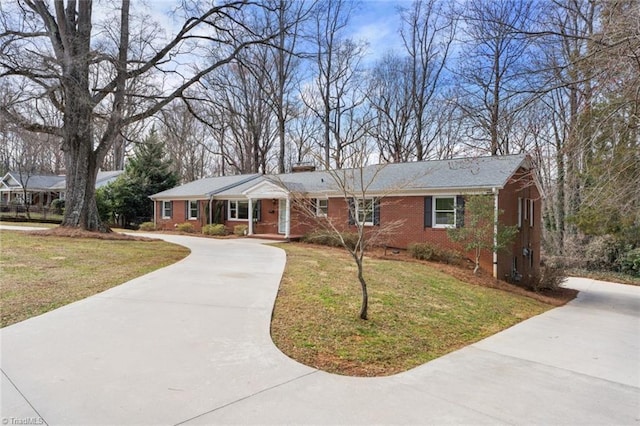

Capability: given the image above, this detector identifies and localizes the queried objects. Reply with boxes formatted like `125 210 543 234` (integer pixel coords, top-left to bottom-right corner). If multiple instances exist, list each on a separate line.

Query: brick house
150 154 541 283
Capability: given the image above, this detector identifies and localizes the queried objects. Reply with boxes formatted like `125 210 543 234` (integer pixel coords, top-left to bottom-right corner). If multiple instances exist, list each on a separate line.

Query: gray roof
2 170 124 192
150 174 261 199
149 155 530 199
2 172 65 191
263 154 528 196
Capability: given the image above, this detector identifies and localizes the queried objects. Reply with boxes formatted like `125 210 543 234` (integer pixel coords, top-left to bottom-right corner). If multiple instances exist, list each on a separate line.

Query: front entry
278 199 286 234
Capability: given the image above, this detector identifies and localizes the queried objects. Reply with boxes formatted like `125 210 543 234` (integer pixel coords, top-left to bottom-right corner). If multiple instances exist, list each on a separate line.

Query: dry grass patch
0 230 189 327
271 243 554 377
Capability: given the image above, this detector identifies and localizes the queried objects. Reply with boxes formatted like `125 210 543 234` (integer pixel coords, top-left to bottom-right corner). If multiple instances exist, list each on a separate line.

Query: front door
278 199 286 234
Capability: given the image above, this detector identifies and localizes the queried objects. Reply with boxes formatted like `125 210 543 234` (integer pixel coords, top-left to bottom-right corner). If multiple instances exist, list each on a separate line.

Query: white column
285 197 291 239
247 198 254 235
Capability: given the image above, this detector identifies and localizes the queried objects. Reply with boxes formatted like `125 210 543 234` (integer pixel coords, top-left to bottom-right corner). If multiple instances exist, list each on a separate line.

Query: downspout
492 187 499 279
209 196 214 225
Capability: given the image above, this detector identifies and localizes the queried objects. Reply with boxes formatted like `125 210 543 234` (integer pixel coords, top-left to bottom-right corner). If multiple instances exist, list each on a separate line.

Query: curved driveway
1 230 639 425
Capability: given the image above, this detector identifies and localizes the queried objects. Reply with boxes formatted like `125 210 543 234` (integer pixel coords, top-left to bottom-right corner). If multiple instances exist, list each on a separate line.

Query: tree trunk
356 259 368 320
61 139 109 232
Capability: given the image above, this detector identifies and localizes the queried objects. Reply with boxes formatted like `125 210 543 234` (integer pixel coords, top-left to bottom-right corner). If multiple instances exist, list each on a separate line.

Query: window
228 200 249 220
188 200 198 220
434 196 456 227
517 197 523 228
162 201 172 219
529 199 534 228
315 198 328 217
357 198 374 226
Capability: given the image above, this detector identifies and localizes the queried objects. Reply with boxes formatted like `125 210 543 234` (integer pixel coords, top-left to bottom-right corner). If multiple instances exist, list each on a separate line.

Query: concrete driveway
1 230 639 425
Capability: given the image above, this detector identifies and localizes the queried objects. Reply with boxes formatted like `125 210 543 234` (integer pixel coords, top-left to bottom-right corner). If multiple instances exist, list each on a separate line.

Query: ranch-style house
150 154 541 283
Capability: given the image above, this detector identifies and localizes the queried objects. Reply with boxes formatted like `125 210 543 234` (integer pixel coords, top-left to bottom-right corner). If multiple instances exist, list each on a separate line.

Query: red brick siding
153 169 541 283
498 168 541 284
155 200 207 231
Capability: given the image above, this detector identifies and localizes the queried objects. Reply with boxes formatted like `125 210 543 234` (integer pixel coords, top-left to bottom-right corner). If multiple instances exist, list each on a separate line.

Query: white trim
517 197 522 229
242 180 289 199
355 198 375 227
248 198 254 235
278 199 286 234
285 197 291 238
529 199 534 228
188 200 199 220
433 195 456 228
162 200 172 219
315 198 328 217
228 199 250 221
301 188 497 199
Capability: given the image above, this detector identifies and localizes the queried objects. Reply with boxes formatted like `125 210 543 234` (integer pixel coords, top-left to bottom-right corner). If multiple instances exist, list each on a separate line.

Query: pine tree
107 128 179 227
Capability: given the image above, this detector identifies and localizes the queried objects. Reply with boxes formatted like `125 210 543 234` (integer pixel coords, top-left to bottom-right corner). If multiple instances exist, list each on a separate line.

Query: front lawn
0 230 190 327
271 243 553 376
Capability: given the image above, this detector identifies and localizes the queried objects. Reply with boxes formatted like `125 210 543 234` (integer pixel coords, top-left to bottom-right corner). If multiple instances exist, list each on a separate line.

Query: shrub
619 248 640 277
529 262 567 292
202 224 227 236
176 222 195 233
138 221 156 231
584 235 623 271
408 242 440 261
233 224 248 236
302 231 359 250
51 199 65 215
408 242 461 264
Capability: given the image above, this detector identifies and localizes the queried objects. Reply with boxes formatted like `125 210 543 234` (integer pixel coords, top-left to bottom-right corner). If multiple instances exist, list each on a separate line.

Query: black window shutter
254 200 261 222
222 201 227 221
348 198 355 225
373 199 380 226
184 201 188 219
424 196 433 228
456 195 465 228
169 201 173 218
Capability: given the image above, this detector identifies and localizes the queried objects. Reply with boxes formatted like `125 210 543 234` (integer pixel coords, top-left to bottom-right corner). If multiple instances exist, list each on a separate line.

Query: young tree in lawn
0 0 281 231
288 150 406 320
447 194 517 274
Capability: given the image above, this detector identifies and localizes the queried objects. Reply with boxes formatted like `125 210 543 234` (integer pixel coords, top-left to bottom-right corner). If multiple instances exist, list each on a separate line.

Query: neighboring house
150 154 541 283
0 170 124 207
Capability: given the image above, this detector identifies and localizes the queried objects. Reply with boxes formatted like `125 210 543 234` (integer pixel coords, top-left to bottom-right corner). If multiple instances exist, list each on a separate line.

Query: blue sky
350 0 406 63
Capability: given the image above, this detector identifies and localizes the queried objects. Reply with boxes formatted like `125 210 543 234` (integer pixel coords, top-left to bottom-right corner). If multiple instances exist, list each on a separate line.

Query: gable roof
149 154 531 200
1 170 124 192
150 174 261 199
1 172 66 191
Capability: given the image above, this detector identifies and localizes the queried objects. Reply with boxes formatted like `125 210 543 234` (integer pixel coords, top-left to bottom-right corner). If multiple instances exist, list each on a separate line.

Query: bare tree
454 0 539 156
399 0 456 161
366 53 414 163
260 0 314 173
303 0 369 169
159 102 217 182
0 0 281 231
289 151 405 320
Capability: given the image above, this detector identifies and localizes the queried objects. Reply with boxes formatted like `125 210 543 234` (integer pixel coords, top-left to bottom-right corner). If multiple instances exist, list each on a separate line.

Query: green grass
0 230 190 327
271 243 552 376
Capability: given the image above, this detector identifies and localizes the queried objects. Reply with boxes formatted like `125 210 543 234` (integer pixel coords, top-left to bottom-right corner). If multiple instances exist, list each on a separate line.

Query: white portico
242 180 291 238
